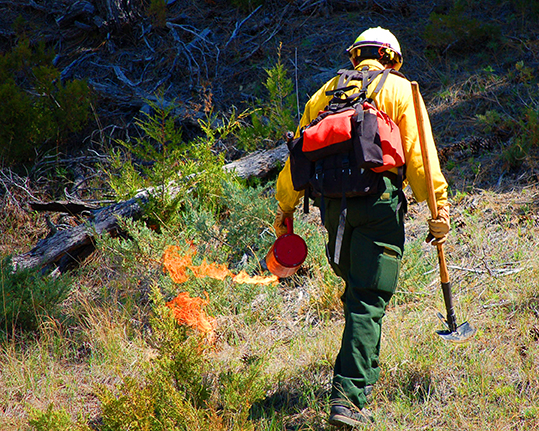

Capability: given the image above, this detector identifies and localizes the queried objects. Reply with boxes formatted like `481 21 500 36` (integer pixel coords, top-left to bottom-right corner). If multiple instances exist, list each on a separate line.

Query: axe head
436 312 476 343
436 321 476 343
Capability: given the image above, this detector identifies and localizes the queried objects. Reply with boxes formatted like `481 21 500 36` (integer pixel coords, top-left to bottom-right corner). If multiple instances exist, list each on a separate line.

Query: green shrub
262 45 297 137
216 357 267 427
105 97 231 226
477 103 539 169
0 77 36 162
476 110 509 136
201 179 275 263
149 288 213 407
502 106 539 168
236 44 297 152
0 38 91 165
93 288 211 430
473 59 539 168
106 98 187 200
28 403 89 431
522 106 539 149
424 4 502 54
514 60 535 84
0 257 73 334
96 374 204 431
94 286 268 430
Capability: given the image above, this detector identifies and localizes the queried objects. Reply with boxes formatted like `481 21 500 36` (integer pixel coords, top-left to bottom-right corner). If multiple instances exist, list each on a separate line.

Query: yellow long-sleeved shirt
276 59 448 213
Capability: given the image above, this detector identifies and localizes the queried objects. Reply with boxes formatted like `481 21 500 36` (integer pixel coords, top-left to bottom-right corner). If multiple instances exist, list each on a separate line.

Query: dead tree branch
223 143 288 179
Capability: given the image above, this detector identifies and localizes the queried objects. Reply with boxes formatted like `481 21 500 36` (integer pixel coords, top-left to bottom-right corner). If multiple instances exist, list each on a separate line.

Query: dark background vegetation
1 0 538 192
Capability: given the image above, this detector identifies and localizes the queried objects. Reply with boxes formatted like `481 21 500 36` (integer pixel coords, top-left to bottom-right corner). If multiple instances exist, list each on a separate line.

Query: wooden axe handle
411 81 450 284
411 82 437 219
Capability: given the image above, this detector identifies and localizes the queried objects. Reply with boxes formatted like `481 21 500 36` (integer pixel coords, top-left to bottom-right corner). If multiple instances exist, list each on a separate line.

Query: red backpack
288 67 405 199
286 67 407 264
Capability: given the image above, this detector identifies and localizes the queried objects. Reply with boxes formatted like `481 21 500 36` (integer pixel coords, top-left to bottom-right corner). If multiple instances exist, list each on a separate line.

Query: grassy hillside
1 0 539 430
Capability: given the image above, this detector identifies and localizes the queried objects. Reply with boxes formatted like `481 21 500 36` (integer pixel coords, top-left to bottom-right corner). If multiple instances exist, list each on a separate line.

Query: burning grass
162 245 278 285
166 292 215 336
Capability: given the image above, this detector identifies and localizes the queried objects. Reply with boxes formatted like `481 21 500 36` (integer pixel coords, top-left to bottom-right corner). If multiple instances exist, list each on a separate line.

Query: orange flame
166 292 214 334
233 270 278 286
162 245 278 286
163 246 192 283
190 260 230 281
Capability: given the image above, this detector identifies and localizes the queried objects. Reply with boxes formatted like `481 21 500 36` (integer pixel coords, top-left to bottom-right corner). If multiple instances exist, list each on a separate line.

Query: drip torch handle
285 217 293 235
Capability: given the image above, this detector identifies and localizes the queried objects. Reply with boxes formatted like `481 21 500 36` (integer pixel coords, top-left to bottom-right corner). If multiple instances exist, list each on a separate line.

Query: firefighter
273 27 450 427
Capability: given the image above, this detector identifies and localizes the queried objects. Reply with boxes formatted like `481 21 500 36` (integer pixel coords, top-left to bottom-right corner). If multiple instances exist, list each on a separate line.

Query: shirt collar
354 59 385 71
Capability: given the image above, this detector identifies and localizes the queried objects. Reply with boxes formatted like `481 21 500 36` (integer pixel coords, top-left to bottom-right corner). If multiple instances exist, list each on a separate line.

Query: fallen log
223 142 288 179
11 196 146 272
13 143 290 272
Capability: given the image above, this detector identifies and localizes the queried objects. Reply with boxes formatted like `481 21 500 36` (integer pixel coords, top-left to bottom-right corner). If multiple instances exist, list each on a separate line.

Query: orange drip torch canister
266 218 308 278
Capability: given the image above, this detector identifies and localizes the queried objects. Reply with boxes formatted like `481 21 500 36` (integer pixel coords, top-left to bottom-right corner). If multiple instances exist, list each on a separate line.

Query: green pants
323 176 405 409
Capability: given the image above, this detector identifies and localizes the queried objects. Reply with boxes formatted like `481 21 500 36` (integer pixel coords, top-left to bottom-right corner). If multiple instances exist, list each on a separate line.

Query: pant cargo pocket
372 242 401 294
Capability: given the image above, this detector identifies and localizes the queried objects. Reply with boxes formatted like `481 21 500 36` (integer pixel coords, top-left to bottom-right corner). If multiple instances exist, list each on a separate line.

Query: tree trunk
223 143 288 179
11 197 146 273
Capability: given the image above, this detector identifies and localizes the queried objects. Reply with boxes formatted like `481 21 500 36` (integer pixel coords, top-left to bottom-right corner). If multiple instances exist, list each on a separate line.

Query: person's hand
273 205 294 237
426 205 450 246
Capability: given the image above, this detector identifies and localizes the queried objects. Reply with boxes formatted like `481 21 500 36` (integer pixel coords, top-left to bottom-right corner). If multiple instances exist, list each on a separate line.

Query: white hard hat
346 27 403 70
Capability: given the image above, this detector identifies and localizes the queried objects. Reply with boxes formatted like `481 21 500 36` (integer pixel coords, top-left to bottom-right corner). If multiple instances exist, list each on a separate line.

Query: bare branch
225 5 263 49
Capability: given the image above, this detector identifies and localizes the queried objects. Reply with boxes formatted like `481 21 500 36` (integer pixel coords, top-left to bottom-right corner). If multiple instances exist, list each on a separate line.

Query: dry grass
0 286 155 430
373 186 539 430
2 180 539 430
0 184 48 258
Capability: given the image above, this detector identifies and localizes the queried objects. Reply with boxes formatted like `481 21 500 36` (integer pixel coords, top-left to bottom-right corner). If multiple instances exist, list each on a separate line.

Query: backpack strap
336 67 384 90
334 207 347 265
326 67 389 109
369 68 391 101
315 161 326 223
303 186 310 214
333 153 350 265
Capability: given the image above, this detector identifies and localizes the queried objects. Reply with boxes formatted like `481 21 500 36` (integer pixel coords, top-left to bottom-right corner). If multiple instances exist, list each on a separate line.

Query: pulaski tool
411 81 476 343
